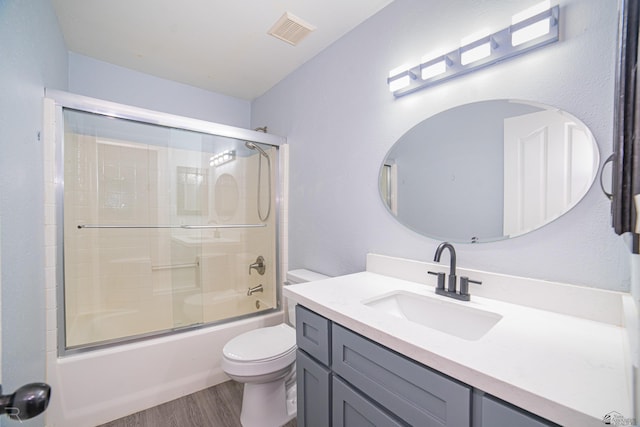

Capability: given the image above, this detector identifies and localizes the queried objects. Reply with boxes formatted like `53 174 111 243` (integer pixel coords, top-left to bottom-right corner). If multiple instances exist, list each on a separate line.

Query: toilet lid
223 324 296 362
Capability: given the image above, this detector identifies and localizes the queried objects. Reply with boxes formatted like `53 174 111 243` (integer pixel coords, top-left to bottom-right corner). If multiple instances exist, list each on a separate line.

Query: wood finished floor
99 380 297 427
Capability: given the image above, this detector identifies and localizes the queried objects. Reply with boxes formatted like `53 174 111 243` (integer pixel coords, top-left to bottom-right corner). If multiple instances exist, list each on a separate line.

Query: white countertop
284 271 632 427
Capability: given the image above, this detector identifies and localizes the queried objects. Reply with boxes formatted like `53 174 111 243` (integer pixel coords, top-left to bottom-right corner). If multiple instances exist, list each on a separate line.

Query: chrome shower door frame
45 89 285 356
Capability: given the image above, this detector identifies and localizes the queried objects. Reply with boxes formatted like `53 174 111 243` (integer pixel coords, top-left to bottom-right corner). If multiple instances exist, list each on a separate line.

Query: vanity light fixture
209 150 236 167
387 1 559 97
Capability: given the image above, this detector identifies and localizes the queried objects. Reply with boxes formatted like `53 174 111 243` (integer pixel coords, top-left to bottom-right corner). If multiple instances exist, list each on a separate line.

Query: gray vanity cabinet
332 323 471 426
296 305 332 427
297 349 331 427
295 305 557 427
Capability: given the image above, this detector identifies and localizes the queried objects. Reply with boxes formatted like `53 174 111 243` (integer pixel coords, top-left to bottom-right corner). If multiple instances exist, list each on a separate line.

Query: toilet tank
285 269 330 326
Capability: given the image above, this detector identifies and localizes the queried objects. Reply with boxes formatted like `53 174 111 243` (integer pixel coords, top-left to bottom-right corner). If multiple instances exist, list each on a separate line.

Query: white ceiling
52 0 394 100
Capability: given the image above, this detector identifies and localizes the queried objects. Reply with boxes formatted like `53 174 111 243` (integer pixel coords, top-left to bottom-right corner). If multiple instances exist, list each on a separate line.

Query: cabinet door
297 349 331 427
474 392 560 427
332 324 471 427
333 376 405 427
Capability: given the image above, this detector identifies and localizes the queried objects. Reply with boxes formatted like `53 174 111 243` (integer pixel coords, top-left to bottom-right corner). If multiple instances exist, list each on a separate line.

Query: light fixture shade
387 4 559 97
389 75 411 92
460 39 492 65
512 18 551 46
421 58 447 80
387 69 415 92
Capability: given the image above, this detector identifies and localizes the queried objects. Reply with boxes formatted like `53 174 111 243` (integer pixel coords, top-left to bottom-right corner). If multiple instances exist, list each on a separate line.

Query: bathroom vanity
296 305 556 427
285 254 633 427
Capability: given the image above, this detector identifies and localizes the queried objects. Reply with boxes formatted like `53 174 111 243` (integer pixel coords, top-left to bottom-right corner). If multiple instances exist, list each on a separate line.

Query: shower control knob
249 256 266 275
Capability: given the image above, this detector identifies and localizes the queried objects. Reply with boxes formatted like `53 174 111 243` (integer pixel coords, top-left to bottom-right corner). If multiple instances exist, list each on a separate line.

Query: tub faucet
247 284 264 296
429 242 481 301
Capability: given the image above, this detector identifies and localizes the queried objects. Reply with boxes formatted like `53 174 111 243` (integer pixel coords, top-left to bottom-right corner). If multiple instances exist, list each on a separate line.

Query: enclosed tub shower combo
43 91 287 426
62 105 279 349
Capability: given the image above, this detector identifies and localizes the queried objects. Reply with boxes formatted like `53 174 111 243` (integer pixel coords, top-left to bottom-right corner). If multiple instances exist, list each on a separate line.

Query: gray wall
69 52 251 128
0 0 68 425
252 0 630 291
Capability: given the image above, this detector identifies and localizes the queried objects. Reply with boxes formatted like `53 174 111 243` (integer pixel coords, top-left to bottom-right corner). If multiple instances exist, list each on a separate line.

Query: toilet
221 269 329 427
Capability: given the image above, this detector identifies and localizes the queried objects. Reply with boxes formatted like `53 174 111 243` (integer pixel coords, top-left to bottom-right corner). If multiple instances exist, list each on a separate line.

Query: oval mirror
379 100 600 243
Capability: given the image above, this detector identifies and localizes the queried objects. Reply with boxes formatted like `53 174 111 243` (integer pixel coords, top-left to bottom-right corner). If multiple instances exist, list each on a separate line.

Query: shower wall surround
251 0 628 291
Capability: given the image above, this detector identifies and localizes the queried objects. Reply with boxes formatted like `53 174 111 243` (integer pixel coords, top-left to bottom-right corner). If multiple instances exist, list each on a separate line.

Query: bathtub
46 310 283 426
182 289 270 325
66 291 271 349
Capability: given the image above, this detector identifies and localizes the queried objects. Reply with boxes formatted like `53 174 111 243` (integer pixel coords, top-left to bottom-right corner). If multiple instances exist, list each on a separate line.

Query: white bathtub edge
46 311 283 427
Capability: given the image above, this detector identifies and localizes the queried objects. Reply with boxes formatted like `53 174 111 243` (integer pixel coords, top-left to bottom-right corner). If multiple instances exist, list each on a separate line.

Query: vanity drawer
296 305 331 365
333 375 405 427
332 323 471 427
475 393 560 427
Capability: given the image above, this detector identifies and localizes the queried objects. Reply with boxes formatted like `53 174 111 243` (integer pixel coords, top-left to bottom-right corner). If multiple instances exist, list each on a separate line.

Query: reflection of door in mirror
380 162 398 215
503 111 596 237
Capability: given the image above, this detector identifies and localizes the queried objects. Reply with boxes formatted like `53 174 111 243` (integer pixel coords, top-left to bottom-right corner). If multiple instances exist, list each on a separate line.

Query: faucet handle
249 256 266 275
428 271 446 291
459 276 482 297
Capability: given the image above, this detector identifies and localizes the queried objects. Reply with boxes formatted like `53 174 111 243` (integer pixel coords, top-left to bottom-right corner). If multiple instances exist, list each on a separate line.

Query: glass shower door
61 108 277 351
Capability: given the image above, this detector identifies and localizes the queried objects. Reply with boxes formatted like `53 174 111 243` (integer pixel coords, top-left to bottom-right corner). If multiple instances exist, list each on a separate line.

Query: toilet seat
223 324 296 363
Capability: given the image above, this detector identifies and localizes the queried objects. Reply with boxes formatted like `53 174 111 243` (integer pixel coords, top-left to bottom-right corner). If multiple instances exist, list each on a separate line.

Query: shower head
245 141 269 158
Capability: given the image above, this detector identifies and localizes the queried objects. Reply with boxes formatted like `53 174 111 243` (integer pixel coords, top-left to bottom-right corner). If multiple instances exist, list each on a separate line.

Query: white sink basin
363 290 502 340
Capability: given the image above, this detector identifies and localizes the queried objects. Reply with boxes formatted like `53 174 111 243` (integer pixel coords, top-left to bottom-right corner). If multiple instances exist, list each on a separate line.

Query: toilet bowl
221 269 329 427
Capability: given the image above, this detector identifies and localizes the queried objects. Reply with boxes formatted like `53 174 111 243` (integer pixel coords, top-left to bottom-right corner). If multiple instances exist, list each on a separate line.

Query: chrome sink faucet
429 242 481 301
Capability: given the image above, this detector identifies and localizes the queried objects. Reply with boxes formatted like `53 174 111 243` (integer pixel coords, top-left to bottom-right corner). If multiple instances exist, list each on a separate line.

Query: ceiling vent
268 12 316 46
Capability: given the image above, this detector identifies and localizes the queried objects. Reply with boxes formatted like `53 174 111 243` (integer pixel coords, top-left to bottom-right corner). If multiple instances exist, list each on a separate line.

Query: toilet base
240 379 296 427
